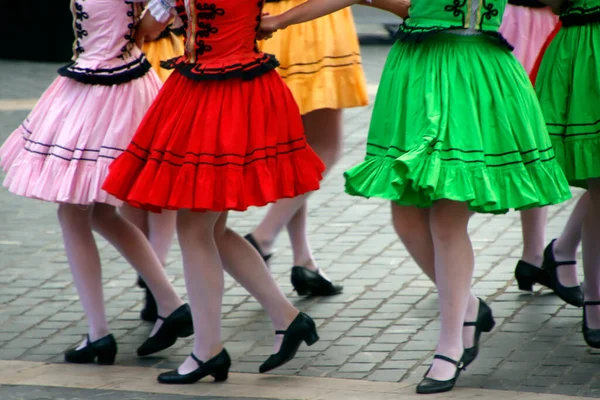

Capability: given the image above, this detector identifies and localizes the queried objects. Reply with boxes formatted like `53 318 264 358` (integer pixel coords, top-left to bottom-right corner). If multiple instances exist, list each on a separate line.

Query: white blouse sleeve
147 0 177 23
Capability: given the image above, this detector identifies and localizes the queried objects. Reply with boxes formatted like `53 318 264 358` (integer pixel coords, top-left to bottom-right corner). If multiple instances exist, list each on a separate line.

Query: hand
134 30 145 49
259 15 283 36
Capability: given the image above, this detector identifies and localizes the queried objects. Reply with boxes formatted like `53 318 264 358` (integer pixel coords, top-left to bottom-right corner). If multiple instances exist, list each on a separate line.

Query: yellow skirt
258 1 369 115
142 31 185 83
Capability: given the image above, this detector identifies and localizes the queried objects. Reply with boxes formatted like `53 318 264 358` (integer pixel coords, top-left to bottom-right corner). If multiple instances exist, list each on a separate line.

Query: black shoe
259 312 319 373
158 349 231 384
64 334 117 365
583 301 600 348
542 239 584 307
462 298 495 367
515 260 550 292
244 233 273 263
416 354 465 395
137 304 194 357
291 266 343 297
138 277 158 323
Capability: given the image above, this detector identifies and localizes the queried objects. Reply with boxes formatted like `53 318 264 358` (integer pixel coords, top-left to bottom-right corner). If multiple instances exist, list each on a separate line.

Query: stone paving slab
0 46 598 398
0 385 268 400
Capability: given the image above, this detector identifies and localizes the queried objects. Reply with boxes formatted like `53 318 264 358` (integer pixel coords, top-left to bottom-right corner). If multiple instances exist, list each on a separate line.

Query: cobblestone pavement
0 44 598 399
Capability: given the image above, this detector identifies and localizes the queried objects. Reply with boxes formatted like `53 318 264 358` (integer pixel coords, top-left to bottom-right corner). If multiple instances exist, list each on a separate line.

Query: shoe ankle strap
463 321 477 327
190 353 203 365
585 301 600 306
433 354 463 368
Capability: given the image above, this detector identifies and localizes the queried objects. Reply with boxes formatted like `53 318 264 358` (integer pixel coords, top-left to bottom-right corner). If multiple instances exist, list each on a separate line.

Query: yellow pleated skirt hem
258 0 369 114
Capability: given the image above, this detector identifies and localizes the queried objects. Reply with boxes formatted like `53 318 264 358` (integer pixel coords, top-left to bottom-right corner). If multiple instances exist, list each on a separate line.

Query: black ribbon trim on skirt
57 57 152 86
155 25 186 40
160 53 280 81
508 0 547 8
393 26 515 51
561 8 600 26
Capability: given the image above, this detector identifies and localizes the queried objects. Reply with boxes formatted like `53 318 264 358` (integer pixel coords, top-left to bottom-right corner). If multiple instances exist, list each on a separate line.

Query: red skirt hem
102 70 325 212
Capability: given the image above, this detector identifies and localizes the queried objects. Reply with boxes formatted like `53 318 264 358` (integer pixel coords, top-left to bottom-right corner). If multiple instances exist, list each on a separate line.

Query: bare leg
91 203 183 335
252 109 343 270
427 200 474 381
582 184 600 328
58 204 109 342
553 192 589 286
519 207 548 267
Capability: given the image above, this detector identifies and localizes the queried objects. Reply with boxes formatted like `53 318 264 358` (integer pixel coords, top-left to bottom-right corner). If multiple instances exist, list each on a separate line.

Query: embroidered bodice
561 0 600 25
148 0 278 80
397 0 510 46
58 0 151 85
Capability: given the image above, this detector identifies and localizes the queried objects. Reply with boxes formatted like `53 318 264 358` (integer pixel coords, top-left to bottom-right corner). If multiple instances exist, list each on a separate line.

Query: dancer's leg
251 109 343 263
426 200 474 381
554 192 589 286
91 203 183 333
216 213 299 336
175 209 224 373
58 204 109 342
582 184 600 328
519 207 548 267
391 202 479 349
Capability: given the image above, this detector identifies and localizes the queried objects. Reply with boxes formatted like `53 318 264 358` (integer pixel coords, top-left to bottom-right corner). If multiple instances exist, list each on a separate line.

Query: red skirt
102 70 325 212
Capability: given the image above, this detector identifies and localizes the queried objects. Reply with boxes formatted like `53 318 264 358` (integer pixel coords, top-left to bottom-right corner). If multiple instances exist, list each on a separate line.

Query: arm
260 0 409 33
135 0 175 47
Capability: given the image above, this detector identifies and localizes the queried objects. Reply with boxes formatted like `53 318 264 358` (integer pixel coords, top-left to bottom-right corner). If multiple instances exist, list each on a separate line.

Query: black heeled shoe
137 304 194 357
542 239 584 307
416 354 465 395
462 298 495 367
137 276 158 323
291 266 343 297
244 233 273 263
64 334 117 365
583 301 600 348
158 349 231 384
259 312 319 373
515 260 550 292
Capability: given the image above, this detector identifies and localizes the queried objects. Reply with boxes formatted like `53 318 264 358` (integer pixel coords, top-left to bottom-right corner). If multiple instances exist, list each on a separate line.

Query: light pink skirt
0 72 161 206
499 4 559 74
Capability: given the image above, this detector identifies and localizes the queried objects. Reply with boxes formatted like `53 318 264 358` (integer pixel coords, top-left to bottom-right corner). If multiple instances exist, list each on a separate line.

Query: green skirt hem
344 152 572 214
551 136 600 189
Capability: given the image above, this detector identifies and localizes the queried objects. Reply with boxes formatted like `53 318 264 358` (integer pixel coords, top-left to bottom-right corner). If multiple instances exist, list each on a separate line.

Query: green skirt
344 34 571 214
536 23 600 188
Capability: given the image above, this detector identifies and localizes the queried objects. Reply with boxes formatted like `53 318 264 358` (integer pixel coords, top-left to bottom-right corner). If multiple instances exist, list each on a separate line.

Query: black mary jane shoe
64 334 118 365
416 354 465 395
137 304 194 357
291 266 343 297
583 301 600 348
542 239 584 307
462 298 495 367
244 233 273 263
515 260 551 292
259 312 319 373
158 349 231 384
137 276 158 323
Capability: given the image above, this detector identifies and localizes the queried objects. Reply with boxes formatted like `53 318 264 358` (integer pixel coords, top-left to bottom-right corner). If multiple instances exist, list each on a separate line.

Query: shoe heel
97 351 117 365
212 369 229 382
480 313 496 333
516 276 533 292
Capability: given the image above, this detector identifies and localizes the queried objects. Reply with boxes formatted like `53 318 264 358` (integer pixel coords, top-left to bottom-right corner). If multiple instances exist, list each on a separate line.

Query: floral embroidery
73 0 89 55
444 0 467 26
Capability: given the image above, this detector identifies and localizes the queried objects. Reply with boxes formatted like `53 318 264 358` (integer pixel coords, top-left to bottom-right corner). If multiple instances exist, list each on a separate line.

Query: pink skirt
0 73 162 206
499 5 559 74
